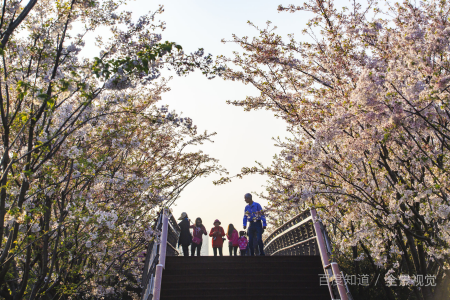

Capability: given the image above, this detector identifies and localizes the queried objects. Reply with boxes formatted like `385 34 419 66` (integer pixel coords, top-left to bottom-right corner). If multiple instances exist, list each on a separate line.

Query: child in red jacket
209 219 225 256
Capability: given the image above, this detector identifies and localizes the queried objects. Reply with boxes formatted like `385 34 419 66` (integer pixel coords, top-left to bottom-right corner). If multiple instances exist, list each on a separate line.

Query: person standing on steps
243 193 266 256
252 235 260 256
238 231 248 256
227 224 239 256
178 212 192 257
190 217 207 256
209 219 225 256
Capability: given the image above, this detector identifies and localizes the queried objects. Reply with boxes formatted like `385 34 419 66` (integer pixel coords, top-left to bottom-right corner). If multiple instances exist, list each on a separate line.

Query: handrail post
311 209 330 266
331 262 349 300
153 264 163 299
311 208 334 300
159 209 169 268
152 209 169 300
311 208 349 300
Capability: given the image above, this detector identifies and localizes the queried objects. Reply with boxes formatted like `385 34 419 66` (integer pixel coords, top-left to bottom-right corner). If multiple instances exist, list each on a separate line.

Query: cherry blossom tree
0 0 224 299
218 0 450 299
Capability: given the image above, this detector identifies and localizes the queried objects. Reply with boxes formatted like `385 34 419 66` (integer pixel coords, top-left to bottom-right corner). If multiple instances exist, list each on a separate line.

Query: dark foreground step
164 256 324 269
162 274 324 283
165 255 322 262
163 266 324 276
161 296 328 300
162 279 324 289
164 263 323 270
161 287 330 298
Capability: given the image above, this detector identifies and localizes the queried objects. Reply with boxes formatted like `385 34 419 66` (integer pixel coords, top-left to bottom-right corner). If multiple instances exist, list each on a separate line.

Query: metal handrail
264 210 312 246
152 209 169 300
141 208 180 300
264 215 313 249
270 236 317 256
263 208 352 300
263 211 317 256
311 208 351 300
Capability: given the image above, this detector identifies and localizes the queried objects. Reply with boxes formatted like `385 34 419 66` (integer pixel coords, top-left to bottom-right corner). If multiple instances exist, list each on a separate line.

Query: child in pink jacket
238 231 248 256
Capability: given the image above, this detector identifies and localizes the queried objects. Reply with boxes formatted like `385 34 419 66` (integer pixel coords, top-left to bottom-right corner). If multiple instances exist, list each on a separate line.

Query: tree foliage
218 0 450 299
0 0 224 299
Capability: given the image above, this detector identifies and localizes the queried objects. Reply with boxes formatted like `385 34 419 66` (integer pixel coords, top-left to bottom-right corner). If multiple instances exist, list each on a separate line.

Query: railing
263 208 353 300
141 208 180 300
264 209 318 256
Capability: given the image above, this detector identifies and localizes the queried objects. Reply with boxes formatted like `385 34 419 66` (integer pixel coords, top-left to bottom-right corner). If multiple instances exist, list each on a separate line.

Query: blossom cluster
0 1 225 299
219 0 450 298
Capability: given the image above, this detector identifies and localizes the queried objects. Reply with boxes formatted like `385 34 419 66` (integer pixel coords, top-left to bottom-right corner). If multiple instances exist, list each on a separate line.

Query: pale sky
125 0 306 255
82 0 344 254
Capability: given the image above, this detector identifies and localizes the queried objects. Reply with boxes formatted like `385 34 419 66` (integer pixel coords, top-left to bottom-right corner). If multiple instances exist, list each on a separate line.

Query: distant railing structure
141 208 180 300
263 209 318 256
263 208 353 300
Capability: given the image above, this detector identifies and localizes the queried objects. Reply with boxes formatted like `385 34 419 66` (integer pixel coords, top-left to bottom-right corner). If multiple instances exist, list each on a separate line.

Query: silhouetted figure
177 212 192 256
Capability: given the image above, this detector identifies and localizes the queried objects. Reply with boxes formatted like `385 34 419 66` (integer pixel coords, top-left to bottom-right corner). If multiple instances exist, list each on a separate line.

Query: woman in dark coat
177 212 192 256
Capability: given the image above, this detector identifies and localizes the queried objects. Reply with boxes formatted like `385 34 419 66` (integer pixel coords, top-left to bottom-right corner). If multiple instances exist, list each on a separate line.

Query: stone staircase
160 255 330 299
